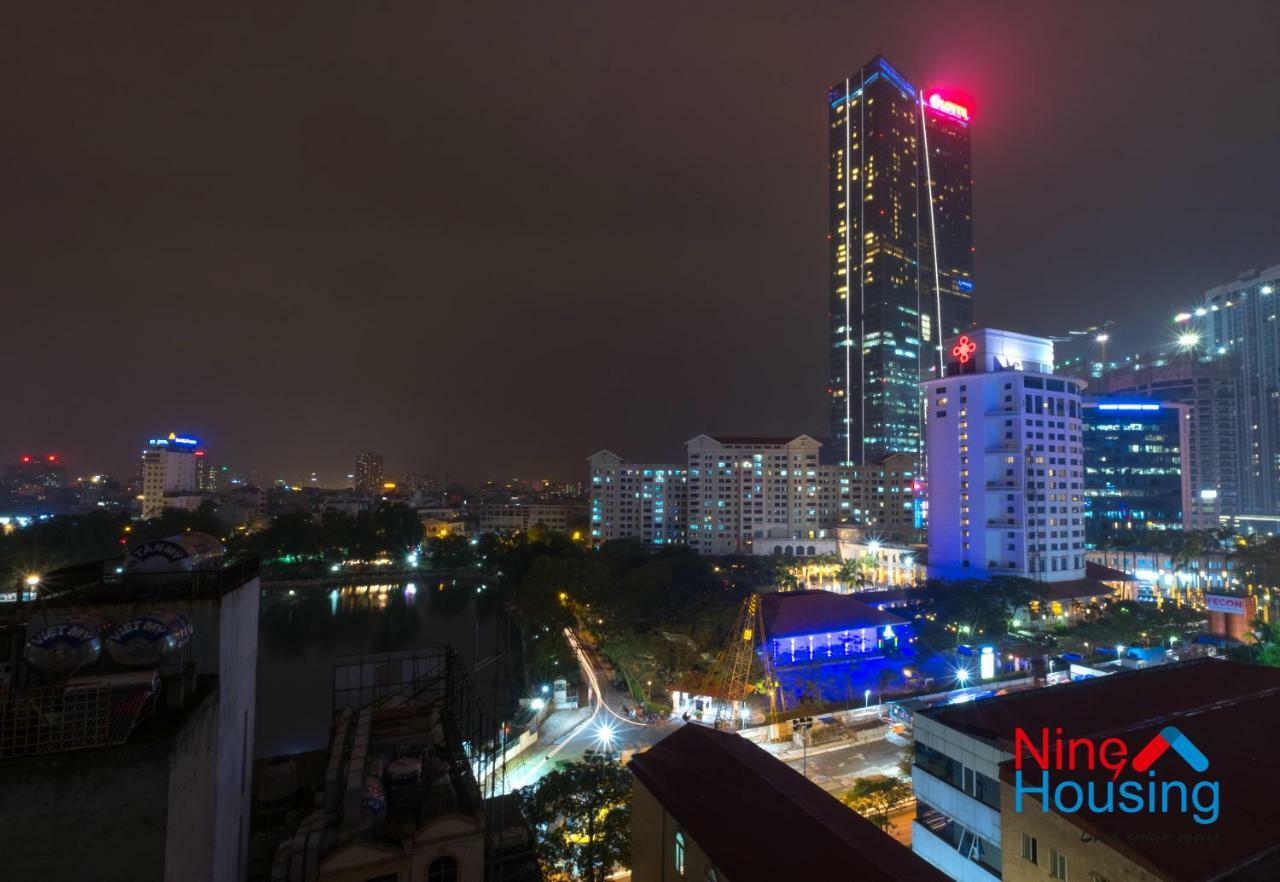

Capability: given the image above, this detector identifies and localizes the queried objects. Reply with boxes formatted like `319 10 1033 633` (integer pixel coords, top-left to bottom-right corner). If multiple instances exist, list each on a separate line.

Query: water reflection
256 578 499 757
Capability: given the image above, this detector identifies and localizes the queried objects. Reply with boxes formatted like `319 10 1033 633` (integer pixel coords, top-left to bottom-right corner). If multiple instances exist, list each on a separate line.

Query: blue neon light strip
829 65 916 108
874 60 916 98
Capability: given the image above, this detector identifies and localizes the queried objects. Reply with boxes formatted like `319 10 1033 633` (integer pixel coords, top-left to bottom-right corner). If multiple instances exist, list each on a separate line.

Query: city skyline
5 4 1279 483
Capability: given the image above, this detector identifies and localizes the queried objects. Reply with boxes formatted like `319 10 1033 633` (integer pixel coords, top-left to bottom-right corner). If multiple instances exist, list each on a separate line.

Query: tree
520 755 631 882
844 775 913 831
374 502 424 553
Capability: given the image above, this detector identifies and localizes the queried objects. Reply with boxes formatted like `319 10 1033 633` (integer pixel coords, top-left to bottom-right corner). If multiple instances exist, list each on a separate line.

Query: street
776 734 907 799
504 626 917 811
500 628 677 792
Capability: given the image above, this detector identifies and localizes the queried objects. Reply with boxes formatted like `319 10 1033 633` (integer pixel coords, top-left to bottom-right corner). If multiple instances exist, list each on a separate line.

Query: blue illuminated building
761 590 908 666
1082 399 1189 546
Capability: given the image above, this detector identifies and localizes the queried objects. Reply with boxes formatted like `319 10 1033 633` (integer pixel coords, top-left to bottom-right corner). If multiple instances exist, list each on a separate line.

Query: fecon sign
1205 594 1246 615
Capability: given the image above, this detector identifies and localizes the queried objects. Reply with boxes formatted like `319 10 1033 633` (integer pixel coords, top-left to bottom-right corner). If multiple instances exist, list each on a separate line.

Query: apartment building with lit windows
587 451 688 546
589 435 850 553
829 55 974 465
1181 263 1280 517
844 452 920 539
685 435 839 555
923 329 1086 582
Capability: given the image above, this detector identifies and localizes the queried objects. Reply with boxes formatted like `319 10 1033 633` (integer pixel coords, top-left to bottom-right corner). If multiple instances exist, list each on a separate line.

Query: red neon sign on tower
952 335 977 363
926 92 970 122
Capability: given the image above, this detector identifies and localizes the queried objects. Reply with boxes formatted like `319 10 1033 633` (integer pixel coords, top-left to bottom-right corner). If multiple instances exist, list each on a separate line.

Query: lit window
675 831 686 875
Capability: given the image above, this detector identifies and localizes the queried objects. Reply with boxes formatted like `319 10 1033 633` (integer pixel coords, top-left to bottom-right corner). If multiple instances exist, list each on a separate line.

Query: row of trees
0 501 434 587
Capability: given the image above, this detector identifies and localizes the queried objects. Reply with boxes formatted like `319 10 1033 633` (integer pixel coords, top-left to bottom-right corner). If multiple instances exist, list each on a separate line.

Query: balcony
985 519 1023 528
985 481 1022 490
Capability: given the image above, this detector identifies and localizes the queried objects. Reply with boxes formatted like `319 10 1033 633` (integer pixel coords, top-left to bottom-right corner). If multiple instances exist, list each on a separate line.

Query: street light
955 667 971 685
24 574 40 588
864 688 871 709
596 722 616 754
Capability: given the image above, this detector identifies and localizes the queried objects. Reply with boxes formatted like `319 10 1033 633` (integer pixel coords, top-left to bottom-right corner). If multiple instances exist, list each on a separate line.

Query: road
502 628 677 791
775 735 908 799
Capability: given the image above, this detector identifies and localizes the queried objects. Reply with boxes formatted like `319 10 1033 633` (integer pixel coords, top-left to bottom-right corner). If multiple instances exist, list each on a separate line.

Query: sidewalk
540 706 592 744
500 706 592 789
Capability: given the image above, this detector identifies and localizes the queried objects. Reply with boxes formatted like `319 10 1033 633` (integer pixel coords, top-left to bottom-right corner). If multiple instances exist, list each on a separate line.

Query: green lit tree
844 775 913 831
520 755 631 882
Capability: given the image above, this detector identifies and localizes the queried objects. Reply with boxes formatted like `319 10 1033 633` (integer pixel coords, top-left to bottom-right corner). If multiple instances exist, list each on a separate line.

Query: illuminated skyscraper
354 451 384 494
1183 264 1280 517
829 55 974 465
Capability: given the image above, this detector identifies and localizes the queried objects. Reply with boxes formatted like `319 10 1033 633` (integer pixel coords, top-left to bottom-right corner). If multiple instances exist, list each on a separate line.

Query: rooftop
1032 575 1116 602
998 686 1280 881
922 658 1280 749
630 724 947 881
689 434 818 448
761 590 906 639
1085 560 1136 582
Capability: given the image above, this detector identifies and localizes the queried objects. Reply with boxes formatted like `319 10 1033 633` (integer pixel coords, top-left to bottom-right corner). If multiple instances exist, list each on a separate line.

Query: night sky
5 3 1278 485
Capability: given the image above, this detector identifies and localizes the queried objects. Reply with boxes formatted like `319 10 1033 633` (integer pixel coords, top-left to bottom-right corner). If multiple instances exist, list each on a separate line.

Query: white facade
141 434 200 518
912 712 1006 881
924 329 1086 582
685 435 837 555
588 450 688 546
589 436 849 553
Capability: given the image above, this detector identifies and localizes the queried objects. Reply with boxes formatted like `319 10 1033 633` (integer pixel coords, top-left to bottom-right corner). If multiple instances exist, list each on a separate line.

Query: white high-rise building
140 432 201 518
589 435 849 553
922 329 1086 582
587 451 688 546
686 435 835 554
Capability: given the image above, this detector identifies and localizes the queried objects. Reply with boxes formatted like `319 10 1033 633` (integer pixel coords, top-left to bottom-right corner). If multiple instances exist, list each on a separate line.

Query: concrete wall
166 679 221 882
631 777 723 881
999 780 1159 882
0 720 174 881
213 576 260 882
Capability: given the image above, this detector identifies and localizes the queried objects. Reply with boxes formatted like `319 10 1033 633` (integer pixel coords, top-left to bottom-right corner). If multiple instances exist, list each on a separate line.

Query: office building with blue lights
1101 351 1241 528
1081 399 1189 546
828 55 974 465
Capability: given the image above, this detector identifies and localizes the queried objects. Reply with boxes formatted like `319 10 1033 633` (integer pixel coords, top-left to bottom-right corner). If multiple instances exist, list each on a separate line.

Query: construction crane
710 594 779 730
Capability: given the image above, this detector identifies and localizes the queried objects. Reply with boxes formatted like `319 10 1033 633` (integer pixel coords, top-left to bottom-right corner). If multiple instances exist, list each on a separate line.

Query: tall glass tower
828 55 974 465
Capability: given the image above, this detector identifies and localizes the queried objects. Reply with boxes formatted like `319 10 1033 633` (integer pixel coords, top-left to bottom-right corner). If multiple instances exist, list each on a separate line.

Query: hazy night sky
4 2 1278 485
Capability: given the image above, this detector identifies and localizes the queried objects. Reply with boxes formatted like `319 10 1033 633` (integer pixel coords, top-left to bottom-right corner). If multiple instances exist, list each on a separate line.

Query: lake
254 576 503 757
